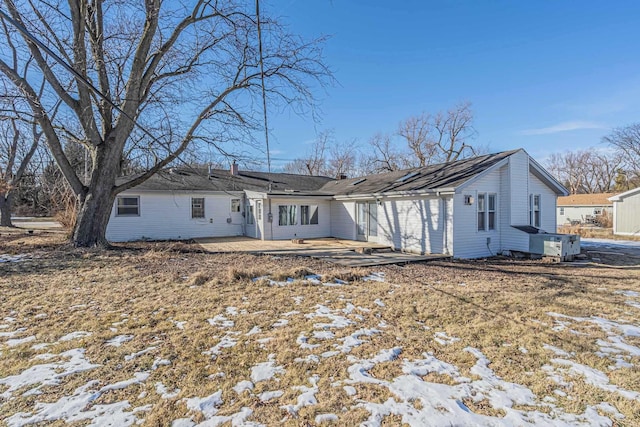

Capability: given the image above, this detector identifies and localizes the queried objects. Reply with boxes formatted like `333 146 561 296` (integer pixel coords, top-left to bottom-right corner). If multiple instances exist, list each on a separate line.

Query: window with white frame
530 194 541 227
301 205 319 225
278 205 296 226
477 193 486 231
191 197 205 218
116 196 140 216
247 203 254 224
476 193 497 231
488 194 496 230
560 207 565 215
231 199 241 212
256 201 262 220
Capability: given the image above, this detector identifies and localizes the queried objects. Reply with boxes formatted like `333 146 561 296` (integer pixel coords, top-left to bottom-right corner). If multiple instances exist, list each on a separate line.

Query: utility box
529 233 580 261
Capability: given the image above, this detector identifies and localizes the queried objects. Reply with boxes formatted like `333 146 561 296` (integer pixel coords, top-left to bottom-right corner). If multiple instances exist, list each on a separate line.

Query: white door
356 202 378 242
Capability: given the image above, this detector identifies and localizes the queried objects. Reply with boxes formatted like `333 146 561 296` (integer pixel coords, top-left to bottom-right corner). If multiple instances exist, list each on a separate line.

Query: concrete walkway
195 236 450 267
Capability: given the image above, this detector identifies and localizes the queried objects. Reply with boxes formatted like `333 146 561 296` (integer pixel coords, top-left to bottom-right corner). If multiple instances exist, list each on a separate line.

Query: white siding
269 198 331 240
330 201 356 240
106 191 244 242
500 152 530 253
613 192 640 235
556 206 610 225
377 197 447 254
529 174 557 233
453 168 502 259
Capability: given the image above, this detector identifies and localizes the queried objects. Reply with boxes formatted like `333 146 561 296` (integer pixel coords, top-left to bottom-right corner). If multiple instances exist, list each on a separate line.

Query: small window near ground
278 205 296 226
191 197 205 218
488 194 496 230
116 196 140 216
477 193 486 231
231 199 241 212
301 205 319 225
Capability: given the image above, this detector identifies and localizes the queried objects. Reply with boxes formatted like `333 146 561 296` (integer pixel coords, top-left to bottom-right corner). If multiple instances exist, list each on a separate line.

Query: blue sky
258 1 640 168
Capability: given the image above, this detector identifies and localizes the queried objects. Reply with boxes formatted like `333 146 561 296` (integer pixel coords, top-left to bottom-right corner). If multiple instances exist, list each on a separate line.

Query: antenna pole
256 0 272 175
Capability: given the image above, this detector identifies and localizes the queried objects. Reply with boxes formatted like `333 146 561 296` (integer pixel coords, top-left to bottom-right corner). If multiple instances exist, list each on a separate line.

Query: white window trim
278 205 297 226
116 196 140 217
300 205 319 226
476 192 497 232
191 197 205 219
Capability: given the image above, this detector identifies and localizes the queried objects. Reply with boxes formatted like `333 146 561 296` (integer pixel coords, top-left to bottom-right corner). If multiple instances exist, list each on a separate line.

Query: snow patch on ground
251 354 285 383
106 334 134 347
59 331 92 342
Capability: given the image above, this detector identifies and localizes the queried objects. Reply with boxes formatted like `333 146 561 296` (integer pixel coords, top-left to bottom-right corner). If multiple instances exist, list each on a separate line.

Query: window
477 193 485 231
488 194 496 230
191 197 205 218
116 196 139 216
256 201 262 221
301 205 319 225
530 194 541 227
278 205 296 226
247 203 254 224
231 199 241 212
560 207 565 215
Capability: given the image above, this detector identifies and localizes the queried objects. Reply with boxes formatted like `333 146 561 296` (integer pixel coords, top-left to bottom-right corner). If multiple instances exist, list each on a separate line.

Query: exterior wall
556 206 611 225
613 193 640 235
451 153 561 259
106 191 244 242
377 196 450 254
501 151 530 253
453 168 502 259
529 173 557 233
269 198 331 240
330 201 356 240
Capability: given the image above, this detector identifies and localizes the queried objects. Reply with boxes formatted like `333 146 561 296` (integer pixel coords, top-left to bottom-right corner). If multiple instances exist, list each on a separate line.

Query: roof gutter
332 187 456 201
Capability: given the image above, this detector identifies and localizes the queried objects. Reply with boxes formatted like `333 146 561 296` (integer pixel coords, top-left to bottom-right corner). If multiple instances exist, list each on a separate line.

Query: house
609 188 640 236
556 193 614 226
106 149 569 259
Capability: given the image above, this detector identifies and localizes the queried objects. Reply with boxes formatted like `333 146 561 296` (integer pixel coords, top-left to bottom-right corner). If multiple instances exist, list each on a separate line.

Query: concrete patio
195 236 451 267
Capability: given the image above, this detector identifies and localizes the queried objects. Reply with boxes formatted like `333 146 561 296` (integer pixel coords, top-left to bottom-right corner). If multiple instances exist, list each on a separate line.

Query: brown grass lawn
1 230 640 426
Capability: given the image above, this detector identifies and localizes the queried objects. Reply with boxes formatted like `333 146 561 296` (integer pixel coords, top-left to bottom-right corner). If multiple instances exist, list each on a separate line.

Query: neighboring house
556 193 614 226
609 188 640 236
107 149 569 259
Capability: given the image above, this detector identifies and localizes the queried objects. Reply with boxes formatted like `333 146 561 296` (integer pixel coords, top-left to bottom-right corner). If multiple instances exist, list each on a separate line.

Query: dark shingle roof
120 167 334 193
121 150 523 196
321 150 520 196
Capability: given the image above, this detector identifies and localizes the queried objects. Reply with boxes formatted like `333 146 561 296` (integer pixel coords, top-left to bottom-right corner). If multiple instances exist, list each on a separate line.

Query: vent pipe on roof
231 161 239 176
208 163 213 177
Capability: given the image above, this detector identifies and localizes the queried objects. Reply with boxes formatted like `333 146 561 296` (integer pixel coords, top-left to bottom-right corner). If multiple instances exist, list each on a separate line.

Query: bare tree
360 133 410 174
326 139 358 178
602 123 640 185
283 130 331 176
397 102 480 167
0 0 330 246
546 149 621 194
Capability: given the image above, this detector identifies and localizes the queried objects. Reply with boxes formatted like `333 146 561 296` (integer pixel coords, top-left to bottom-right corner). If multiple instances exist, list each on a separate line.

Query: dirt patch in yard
1 234 639 425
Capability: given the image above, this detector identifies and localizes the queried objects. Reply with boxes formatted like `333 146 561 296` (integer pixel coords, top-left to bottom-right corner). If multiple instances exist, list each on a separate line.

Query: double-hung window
488 194 496 230
477 194 486 231
300 205 319 225
231 199 241 213
477 193 497 231
530 194 541 227
117 196 140 216
191 198 205 218
278 205 296 226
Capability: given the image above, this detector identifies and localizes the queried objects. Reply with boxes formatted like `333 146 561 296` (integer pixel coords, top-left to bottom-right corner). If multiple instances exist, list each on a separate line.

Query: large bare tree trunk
71 146 119 247
0 193 12 227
